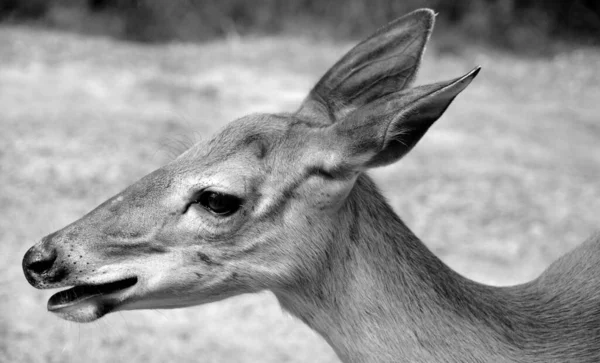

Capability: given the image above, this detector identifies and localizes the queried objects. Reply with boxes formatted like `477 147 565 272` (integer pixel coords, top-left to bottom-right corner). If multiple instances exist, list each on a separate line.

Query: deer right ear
327 67 480 170
297 9 435 124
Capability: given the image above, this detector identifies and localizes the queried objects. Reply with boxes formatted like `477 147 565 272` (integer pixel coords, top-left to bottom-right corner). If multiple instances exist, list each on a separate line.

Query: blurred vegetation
1 0 599 50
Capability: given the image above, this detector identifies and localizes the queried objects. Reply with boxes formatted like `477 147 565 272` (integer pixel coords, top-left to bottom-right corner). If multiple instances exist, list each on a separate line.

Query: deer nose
23 243 58 284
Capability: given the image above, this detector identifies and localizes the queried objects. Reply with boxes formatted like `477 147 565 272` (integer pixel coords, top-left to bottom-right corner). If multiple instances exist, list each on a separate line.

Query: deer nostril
28 256 56 274
24 246 58 275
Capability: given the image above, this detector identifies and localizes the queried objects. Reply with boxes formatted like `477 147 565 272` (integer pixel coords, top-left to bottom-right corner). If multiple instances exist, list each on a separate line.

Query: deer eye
194 191 242 216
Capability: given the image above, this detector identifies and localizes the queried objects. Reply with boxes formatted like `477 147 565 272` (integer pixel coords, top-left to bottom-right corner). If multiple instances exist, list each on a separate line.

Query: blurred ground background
1 1 600 362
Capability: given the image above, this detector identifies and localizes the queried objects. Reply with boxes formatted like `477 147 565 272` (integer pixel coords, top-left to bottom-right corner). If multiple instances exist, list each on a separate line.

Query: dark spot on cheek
194 272 203 278
147 245 168 254
257 142 268 159
196 252 221 266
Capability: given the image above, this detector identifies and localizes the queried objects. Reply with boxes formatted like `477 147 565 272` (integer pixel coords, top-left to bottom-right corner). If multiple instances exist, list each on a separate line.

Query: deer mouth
47 277 138 320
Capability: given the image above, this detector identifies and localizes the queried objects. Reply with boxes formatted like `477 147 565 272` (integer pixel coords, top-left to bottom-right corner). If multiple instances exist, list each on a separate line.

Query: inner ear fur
332 67 481 169
297 9 436 124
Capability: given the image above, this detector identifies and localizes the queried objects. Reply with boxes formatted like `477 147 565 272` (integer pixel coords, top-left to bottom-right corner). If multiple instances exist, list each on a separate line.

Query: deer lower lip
47 277 138 311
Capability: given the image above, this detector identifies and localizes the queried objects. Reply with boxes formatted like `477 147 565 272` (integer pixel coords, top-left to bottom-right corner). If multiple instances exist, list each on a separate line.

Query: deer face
23 9 478 322
21 114 358 322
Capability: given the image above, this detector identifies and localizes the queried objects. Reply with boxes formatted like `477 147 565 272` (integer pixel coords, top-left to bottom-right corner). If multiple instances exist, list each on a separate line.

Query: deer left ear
330 67 481 169
297 9 435 124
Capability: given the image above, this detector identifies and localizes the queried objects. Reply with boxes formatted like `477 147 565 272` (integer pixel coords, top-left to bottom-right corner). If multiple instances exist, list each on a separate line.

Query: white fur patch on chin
51 300 105 323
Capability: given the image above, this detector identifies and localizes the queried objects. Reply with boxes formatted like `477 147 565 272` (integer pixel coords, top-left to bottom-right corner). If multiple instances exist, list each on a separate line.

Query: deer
21 8 600 363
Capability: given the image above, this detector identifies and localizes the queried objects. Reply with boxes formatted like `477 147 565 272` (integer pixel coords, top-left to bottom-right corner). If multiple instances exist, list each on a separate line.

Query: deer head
22 9 479 323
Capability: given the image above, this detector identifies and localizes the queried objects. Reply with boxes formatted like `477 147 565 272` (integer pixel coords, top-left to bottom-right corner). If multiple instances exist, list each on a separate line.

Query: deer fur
22 8 600 363
277 174 600 362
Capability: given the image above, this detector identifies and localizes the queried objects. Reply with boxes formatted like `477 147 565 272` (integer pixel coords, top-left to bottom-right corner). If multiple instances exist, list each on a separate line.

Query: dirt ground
1 25 599 362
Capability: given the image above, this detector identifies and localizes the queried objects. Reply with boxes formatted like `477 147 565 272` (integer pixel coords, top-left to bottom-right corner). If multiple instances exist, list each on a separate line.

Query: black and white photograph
2 1 600 362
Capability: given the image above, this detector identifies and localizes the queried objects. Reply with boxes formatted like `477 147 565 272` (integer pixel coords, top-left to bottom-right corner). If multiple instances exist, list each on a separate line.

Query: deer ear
297 9 435 124
330 67 480 169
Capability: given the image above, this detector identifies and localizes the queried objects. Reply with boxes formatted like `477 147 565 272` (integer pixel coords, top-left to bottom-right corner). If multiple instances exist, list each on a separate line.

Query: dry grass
1 25 599 362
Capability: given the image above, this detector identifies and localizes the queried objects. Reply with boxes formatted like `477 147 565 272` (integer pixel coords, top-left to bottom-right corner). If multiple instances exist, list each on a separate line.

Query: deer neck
275 174 521 363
